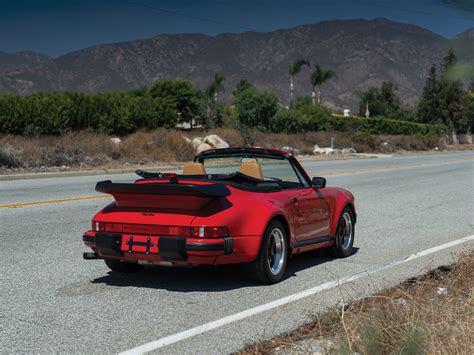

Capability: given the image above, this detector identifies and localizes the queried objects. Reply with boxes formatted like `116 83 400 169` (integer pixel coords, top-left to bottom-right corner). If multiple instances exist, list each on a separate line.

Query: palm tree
310 64 335 105
288 59 309 104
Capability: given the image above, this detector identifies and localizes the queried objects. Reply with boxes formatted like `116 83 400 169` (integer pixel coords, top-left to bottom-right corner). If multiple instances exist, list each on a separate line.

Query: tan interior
182 162 206 175
239 160 264 180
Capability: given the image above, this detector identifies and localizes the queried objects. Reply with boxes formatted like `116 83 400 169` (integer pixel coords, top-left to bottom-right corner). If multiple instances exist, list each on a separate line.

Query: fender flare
252 211 293 253
330 201 356 236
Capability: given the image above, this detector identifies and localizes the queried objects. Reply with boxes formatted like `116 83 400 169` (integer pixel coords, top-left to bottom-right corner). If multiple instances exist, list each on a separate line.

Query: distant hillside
456 27 474 39
0 19 472 110
0 51 51 71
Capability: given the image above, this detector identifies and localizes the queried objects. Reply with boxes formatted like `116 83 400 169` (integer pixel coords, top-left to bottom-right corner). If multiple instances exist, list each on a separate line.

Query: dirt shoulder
237 251 473 355
1 129 472 178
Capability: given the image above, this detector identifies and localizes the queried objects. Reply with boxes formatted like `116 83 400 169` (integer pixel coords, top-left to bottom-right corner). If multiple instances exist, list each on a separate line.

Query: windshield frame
195 148 311 187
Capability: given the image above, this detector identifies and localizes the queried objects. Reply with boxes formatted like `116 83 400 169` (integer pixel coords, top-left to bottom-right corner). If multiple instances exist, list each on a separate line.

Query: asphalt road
1 151 473 353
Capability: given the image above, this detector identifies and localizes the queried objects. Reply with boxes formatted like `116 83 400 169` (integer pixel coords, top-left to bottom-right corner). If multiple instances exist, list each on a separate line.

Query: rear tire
330 207 355 258
249 220 288 284
104 259 144 273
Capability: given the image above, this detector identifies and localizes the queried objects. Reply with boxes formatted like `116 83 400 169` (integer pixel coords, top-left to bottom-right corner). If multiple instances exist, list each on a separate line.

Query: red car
82 148 356 283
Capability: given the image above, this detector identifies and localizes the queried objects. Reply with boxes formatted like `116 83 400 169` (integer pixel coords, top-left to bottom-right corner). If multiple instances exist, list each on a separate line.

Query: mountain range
0 18 472 110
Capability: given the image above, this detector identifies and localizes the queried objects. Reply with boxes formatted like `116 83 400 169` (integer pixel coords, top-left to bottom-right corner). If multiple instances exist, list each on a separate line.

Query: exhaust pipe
83 252 103 260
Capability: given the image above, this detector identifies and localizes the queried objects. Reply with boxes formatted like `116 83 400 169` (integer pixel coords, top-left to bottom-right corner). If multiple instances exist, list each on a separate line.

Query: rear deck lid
95 180 230 209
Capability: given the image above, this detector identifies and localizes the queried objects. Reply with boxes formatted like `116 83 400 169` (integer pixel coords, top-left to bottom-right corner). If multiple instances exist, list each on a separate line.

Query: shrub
270 107 302 133
235 88 278 130
0 144 23 168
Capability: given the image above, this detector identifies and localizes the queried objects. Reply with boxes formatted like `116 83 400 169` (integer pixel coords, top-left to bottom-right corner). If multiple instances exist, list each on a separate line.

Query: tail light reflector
191 226 229 238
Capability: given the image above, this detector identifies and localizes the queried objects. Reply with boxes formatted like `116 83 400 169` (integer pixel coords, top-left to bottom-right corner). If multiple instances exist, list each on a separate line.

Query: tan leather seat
239 160 264 180
183 162 206 175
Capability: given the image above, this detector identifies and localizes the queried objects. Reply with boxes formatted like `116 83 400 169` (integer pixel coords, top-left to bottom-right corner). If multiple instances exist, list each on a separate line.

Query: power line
354 0 474 21
118 0 257 32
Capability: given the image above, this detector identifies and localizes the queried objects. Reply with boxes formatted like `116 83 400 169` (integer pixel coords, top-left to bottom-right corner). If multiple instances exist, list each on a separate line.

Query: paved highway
1 151 473 353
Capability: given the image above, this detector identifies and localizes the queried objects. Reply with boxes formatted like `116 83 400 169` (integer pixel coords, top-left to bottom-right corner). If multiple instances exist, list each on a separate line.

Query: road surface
1 151 473 353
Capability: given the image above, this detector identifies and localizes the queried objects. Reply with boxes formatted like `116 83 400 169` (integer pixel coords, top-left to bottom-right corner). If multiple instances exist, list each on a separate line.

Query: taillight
92 221 105 232
191 226 229 238
91 222 229 238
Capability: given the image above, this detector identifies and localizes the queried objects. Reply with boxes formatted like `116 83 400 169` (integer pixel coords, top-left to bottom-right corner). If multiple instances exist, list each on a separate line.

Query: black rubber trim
186 237 233 254
95 232 123 257
292 236 335 248
158 237 187 260
82 235 95 243
95 180 230 197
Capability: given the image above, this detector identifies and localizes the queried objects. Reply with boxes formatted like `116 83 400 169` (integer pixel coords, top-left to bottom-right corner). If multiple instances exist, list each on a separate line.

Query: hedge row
323 114 446 136
0 91 446 137
272 104 446 136
0 92 182 135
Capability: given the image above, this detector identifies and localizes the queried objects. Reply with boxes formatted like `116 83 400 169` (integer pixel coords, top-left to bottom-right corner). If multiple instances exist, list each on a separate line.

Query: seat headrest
183 162 206 175
239 160 264 180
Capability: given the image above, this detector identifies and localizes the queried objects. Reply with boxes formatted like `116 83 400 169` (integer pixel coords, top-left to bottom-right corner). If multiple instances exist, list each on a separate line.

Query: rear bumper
83 232 259 265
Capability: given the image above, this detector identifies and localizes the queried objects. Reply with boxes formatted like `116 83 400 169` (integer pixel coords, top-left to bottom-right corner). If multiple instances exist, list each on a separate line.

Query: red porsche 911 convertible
82 148 356 283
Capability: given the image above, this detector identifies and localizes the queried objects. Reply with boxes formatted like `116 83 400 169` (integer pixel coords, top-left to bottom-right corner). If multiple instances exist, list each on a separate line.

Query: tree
149 79 203 127
234 87 278 130
206 73 225 102
358 82 401 118
439 49 469 133
233 79 254 97
310 64 335 105
467 91 474 133
442 47 457 74
205 74 225 124
288 59 309 104
439 80 469 132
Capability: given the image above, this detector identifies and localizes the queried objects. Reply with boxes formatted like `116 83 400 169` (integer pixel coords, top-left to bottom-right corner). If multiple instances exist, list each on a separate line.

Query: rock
192 137 203 148
436 287 447 295
110 137 122 146
203 134 229 149
313 145 338 155
182 136 192 144
282 146 300 154
196 143 212 154
396 297 407 306
313 145 325 154
341 147 357 154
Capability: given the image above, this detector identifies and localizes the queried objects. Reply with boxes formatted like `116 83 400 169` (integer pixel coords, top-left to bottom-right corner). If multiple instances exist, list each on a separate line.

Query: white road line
120 235 474 355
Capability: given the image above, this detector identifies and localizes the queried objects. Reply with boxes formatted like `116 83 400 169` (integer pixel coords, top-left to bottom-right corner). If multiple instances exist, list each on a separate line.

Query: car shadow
91 247 359 292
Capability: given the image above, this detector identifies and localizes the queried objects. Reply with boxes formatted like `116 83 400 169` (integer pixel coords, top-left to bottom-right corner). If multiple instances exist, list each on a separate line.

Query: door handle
291 197 299 204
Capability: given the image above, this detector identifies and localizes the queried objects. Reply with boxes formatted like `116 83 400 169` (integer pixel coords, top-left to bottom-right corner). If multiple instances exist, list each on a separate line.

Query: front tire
330 207 355 258
104 259 144 273
249 220 288 284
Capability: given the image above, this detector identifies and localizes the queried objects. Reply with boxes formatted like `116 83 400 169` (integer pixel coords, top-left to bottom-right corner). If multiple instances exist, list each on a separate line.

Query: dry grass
237 251 474 355
0 128 452 171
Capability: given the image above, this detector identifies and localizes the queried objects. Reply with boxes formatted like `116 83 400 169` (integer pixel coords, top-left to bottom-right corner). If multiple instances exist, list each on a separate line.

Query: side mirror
312 177 326 189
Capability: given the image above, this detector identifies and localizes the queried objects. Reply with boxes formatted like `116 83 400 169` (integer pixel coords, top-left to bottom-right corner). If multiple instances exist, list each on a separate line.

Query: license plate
121 235 158 254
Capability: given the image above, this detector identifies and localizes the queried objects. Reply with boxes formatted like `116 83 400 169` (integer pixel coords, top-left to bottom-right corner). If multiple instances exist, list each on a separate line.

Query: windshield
201 155 307 188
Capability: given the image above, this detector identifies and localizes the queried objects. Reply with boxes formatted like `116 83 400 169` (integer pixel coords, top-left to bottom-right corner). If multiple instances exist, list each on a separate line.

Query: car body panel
83 148 356 267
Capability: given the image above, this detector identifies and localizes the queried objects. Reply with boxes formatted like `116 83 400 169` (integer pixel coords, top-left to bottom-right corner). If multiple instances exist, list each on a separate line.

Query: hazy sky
1 0 473 57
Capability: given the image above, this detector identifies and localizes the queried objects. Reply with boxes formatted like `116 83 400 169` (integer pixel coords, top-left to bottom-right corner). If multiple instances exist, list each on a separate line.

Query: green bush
270 107 302 133
235 87 278 130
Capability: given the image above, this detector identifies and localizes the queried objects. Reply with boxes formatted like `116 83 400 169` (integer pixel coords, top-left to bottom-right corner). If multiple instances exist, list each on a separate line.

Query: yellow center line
0 195 111 209
322 158 472 176
1 157 472 209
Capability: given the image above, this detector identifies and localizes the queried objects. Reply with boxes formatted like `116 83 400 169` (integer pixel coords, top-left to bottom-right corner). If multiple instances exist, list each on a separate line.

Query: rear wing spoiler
95 180 231 198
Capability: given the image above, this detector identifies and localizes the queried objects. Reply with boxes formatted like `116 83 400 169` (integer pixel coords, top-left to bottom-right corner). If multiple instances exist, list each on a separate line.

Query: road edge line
119 234 474 355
